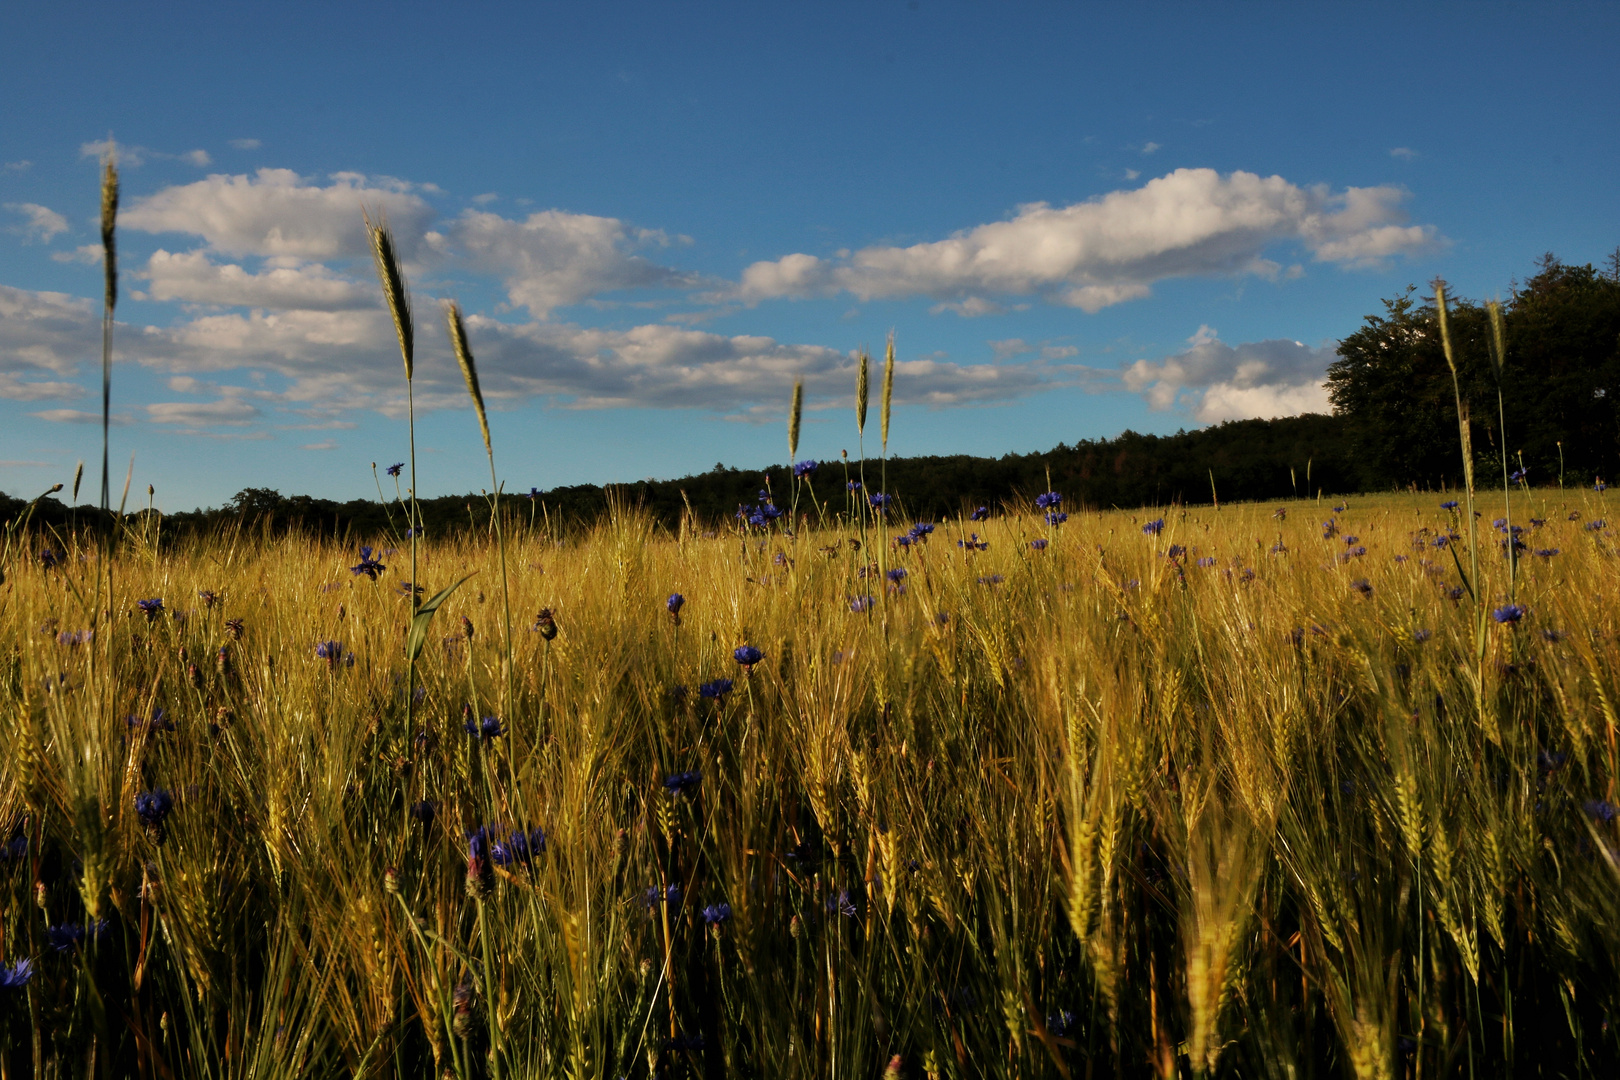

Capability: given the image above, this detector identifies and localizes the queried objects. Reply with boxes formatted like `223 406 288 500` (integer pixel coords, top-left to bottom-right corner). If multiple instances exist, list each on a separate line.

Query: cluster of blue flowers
465 715 505 740
958 533 989 551
792 460 818 479
702 901 733 925
491 827 547 868
736 491 784 530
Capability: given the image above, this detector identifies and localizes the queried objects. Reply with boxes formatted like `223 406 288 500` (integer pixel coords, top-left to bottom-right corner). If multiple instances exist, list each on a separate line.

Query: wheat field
2 482 1616 1078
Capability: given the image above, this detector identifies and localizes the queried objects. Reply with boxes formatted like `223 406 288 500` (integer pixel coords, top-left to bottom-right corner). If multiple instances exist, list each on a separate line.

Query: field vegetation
1 476 1617 1077
0 193 1615 1078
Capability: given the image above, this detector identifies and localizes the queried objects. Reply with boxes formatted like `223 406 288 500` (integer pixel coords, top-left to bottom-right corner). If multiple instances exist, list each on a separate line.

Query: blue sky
3 1 1616 510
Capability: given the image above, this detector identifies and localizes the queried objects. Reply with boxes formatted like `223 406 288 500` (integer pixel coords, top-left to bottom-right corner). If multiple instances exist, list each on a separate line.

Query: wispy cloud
1389 147 1418 160
732 168 1439 312
5 203 70 243
228 138 262 150
31 408 134 425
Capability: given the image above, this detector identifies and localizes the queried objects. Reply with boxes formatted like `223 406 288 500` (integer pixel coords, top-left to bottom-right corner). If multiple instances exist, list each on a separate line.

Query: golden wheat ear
364 209 414 381
855 348 870 436
100 156 118 312
445 301 491 455
880 331 895 450
788 380 803 462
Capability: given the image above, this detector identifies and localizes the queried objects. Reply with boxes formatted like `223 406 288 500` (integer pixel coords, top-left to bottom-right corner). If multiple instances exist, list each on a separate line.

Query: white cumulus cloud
140 250 374 310
1120 326 1335 423
733 168 1438 312
445 209 695 318
122 169 434 259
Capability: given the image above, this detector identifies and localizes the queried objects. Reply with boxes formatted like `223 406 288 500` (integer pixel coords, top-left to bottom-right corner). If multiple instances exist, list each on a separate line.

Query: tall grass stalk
366 211 420 742
1486 299 1516 593
446 300 513 723
98 152 118 512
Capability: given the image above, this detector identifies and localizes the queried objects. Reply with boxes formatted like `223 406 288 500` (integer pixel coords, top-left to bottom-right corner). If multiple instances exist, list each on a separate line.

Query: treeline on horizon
5 251 1618 540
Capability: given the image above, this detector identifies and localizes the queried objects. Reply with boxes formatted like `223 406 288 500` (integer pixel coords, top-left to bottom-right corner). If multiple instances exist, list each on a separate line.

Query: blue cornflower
1343 535 1359 545
1447 586 1465 601
1141 519 1164 536
1413 629 1433 643
1047 1009 1076 1038
734 644 764 667
829 889 857 918
667 593 685 617
45 920 108 953
645 884 681 908
315 640 344 666
126 708 174 733
1585 799 1618 824
886 567 907 583
1492 604 1526 624
792 460 819 478
1492 518 1507 530
1535 548 1560 558
1348 545 1367 557
847 480 863 492
908 522 936 541
978 574 1005 585
465 715 504 740
1596 481 1608 492
385 463 404 477
0 959 33 989
1587 520 1607 531
405 526 423 538
664 771 701 796
1030 538 1049 550
1035 491 1061 510
1333 504 1346 513
350 545 387 580
850 595 874 613
1270 541 1287 554
1509 467 1528 484
39 549 60 570
492 827 547 868
895 534 912 549
1197 556 1216 567
1166 544 1186 559
699 678 734 700
136 598 165 622
1440 500 1459 510
958 533 988 551
134 789 173 829
702 902 733 924
526 487 541 500
1045 511 1068 526
869 492 892 510
1322 519 1339 538
970 506 990 521
1431 535 1450 548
